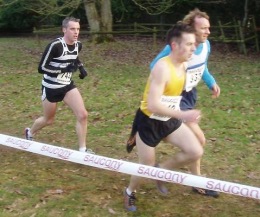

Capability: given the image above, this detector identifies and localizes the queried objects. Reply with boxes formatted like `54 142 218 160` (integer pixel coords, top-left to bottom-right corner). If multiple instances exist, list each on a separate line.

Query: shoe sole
192 188 219 198
24 128 33 140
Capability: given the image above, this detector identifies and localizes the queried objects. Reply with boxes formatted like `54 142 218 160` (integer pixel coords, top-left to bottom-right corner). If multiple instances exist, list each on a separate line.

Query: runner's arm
201 41 217 89
202 66 216 89
38 41 66 75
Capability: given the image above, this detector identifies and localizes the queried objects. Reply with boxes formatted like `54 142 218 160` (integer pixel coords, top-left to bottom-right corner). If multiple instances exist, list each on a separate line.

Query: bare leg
64 88 88 149
183 122 219 196
128 132 156 192
186 122 206 146
160 123 203 175
30 99 57 136
128 123 203 192
185 122 206 176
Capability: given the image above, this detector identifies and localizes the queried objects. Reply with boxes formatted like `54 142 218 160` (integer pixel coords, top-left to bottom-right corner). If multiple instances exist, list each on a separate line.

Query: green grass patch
0 37 259 217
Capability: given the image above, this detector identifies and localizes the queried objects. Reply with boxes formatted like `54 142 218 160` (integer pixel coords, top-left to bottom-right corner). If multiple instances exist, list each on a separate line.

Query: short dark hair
62 17 80 28
166 21 195 45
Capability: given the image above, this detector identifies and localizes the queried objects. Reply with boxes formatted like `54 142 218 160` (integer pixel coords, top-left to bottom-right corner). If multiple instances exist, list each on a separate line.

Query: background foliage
0 0 260 33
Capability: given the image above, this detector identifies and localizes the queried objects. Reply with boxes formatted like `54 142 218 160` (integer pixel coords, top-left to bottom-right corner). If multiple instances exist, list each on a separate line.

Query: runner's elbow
147 103 159 114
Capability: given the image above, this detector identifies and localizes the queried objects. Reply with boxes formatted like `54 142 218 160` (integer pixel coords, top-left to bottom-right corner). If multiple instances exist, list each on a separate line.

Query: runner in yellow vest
124 22 203 212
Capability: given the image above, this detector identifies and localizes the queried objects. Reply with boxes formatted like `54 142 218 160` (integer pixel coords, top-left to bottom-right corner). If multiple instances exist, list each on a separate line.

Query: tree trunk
83 0 100 41
100 0 113 41
242 0 249 27
100 0 112 31
83 0 113 43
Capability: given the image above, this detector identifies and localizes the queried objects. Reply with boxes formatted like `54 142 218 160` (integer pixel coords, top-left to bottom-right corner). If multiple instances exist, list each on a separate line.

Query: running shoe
126 117 138 153
24 128 33 140
192 187 219 198
154 164 168 195
156 180 168 195
126 134 136 153
123 189 137 212
85 148 95 154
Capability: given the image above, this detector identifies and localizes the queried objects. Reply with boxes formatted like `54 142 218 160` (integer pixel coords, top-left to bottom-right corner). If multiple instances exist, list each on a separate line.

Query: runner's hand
180 110 201 123
79 65 88 79
61 62 78 73
212 84 220 98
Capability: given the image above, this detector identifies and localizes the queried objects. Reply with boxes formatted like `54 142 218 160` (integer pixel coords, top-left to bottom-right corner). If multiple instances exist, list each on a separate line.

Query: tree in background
0 0 84 32
83 0 113 42
130 0 226 16
0 0 259 39
131 0 178 15
0 0 40 33
0 0 113 43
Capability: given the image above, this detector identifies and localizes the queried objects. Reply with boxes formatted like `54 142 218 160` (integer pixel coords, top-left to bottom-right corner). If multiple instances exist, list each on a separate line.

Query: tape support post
0 133 259 200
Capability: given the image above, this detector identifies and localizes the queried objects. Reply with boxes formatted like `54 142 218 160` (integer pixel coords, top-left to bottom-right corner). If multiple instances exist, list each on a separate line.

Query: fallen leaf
247 172 260 180
108 207 116 214
46 189 63 194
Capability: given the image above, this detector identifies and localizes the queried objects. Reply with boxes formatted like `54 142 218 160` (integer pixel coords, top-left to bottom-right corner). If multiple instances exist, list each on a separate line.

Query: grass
0 36 259 217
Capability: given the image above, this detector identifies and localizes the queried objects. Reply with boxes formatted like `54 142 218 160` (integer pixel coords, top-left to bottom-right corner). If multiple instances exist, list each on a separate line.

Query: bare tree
131 0 227 15
83 0 113 42
100 0 112 34
242 0 249 27
131 0 178 15
0 0 113 43
84 0 100 35
23 0 82 18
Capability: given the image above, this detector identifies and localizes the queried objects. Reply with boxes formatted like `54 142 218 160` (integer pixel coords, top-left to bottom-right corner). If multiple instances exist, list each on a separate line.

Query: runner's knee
139 158 155 166
199 135 206 146
187 145 203 161
78 109 88 122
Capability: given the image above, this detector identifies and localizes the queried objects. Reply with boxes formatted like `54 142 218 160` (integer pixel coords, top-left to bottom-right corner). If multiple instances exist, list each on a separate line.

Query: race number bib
56 72 72 84
150 95 182 121
185 64 205 92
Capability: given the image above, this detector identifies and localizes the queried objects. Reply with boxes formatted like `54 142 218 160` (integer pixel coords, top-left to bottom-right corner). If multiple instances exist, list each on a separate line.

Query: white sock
79 147 86 152
126 188 133 196
28 129 33 137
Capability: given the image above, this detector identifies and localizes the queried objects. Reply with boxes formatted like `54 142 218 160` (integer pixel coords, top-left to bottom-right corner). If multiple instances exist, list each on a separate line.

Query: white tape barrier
0 133 259 200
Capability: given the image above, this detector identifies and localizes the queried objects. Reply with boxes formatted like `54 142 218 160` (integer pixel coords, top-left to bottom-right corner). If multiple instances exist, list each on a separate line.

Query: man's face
175 33 196 62
63 21 80 44
194 17 210 44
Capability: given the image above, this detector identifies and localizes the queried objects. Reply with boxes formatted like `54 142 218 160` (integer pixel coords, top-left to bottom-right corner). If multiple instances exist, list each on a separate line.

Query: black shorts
180 88 197 110
135 109 182 147
41 82 76 103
